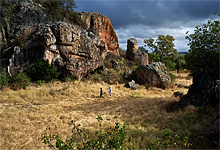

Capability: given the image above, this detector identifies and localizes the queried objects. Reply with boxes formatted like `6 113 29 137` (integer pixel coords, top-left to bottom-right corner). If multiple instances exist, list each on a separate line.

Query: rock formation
135 62 171 86
178 68 219 107
126 38 148 65
0 0 119 80
78 11 119 55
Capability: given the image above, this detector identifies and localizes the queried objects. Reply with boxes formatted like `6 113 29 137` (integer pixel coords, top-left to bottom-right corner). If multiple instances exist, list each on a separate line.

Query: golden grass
0 73 218 149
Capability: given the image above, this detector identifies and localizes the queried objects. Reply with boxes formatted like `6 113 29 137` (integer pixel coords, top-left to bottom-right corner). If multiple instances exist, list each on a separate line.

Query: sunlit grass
0 73 218 149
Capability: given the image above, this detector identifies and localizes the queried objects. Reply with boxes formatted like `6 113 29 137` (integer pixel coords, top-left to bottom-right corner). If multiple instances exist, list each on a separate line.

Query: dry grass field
0 72 219 149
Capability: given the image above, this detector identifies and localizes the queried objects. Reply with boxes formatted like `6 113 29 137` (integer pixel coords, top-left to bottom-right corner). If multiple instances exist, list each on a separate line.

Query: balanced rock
135 62 171 86
126 38 148 65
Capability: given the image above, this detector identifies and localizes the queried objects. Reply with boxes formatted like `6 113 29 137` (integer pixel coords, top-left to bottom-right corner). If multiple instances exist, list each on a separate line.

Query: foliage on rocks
26 59 60 83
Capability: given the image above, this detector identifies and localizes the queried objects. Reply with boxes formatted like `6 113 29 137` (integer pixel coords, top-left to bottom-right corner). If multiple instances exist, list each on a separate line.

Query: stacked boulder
126 38 148 65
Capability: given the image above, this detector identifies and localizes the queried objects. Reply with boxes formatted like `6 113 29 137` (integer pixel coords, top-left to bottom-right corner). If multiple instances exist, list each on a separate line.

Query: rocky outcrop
2 21 108 80
178 68 219 107
78 11 119 55
123 69 132 79
0 1 119 80
126 38 138 61
135 62 171 86
126 38 148 65
125 80 139 90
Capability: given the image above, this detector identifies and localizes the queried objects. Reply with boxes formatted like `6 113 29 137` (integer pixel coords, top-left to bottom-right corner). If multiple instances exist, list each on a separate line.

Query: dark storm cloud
75 0 219 30
75 0 219 52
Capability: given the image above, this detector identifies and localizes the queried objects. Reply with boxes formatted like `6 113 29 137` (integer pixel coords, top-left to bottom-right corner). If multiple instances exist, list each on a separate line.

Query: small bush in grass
146 129 192 149
40 114 191 150
0 71 10 89
169 72 177 84
145 83 151 90
11 72 31 90
40 113 133 149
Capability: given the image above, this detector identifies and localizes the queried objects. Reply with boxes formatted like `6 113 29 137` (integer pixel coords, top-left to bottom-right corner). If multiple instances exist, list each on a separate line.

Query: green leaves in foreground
40 114 191 149
146 130 192 150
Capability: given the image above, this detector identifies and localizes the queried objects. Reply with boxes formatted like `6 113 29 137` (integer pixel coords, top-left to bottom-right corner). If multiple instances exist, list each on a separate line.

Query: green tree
138 46 148 53
33 0 78 23
144 35 178 70
185 13 220 75
175 55 187 73
0 0 14 28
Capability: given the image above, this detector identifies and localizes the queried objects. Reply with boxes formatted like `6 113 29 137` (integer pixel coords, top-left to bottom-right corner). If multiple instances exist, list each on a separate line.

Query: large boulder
135 62 171 86
178 68 219 107
126 38 148 65
78 11 119 55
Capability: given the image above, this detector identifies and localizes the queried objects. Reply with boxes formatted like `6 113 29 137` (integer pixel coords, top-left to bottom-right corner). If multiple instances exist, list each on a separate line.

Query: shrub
146 129 191 149
132 65 138 70
0 71 10 89
40 114 191 150
169 72 177 84
26 59 59 83
40 114 133 149
11 72 31 90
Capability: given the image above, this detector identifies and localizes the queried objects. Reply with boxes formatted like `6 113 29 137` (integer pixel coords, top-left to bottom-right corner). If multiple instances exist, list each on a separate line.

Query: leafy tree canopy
33 0 81 24
184 13 220 75
144 35 178 70
138 46 148 53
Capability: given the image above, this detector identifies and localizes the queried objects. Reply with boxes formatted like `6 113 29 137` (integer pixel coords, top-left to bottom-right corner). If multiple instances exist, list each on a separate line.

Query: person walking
100 88 104 98
108 87 112 97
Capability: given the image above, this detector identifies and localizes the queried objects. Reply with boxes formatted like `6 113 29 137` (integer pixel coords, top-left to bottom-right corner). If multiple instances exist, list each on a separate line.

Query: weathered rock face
126 38 148 65
178 68 219 107
0 1 118 80
4 22 107 80
126 38 138 61
78 11 119 55
135 62 171 85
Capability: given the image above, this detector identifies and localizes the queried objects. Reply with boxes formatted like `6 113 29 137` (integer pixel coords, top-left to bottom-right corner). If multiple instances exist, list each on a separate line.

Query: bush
40 114 191 150
146 129 191 149
11 72 31 90
40 114 132 149
0 71 10 89
169 72 177 84
185 13 219 76
26 59 60 83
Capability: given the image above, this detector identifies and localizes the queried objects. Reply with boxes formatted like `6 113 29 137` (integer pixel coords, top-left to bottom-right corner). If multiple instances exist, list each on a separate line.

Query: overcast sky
75 0 219 52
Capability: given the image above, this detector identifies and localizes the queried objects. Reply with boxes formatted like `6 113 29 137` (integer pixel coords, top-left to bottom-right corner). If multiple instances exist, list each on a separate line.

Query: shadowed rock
135 62 171 86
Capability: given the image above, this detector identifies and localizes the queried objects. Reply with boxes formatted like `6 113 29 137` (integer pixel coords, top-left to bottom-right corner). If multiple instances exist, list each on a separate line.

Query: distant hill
178 52 187 55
